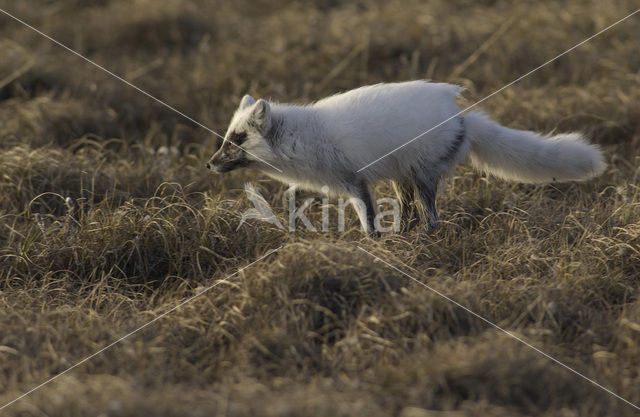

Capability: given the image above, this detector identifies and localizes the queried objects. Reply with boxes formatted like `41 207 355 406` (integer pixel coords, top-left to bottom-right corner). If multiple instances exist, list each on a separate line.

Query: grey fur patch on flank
439 116 466 165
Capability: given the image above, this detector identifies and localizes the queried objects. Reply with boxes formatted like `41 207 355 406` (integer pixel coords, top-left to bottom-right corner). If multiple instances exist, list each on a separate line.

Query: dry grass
1 0 640 415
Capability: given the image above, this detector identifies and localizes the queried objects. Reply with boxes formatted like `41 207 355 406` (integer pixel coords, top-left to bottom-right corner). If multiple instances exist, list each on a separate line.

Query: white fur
464 111 606 183
227 80 604 187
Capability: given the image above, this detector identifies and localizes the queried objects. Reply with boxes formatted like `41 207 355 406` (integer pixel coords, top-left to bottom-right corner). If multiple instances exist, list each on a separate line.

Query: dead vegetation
1 0 640 415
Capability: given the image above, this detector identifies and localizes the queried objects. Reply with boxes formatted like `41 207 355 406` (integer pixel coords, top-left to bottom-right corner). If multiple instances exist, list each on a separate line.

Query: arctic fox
206 81 605 233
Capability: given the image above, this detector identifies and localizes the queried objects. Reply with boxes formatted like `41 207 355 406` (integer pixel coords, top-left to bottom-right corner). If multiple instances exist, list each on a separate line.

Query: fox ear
251 99 271 132
239 94 256 110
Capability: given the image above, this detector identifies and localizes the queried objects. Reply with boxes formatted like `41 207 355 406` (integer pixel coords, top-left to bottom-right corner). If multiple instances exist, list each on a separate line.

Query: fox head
206 95 273 173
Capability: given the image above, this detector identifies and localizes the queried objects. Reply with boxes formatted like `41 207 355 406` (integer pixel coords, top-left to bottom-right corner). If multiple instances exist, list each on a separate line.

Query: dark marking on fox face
207 130 251 173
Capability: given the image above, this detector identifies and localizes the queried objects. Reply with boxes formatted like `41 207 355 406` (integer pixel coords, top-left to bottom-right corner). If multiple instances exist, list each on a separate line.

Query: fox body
207 81 605 232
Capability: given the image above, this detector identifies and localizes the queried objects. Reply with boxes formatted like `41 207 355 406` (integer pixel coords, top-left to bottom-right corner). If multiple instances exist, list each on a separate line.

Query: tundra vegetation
1 0 639 416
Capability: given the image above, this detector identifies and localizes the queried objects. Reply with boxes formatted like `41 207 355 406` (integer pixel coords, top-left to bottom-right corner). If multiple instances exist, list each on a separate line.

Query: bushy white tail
465 111 606 183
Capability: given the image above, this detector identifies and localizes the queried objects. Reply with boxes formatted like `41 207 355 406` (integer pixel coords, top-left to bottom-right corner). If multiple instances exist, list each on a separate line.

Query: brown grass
1 0 640 415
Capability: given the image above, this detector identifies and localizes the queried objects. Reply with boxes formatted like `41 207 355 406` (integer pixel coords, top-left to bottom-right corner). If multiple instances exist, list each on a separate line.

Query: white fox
207 81 605 233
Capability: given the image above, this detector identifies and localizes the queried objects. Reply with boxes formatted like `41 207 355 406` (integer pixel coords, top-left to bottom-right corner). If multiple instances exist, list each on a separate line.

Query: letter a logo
237 183 284 230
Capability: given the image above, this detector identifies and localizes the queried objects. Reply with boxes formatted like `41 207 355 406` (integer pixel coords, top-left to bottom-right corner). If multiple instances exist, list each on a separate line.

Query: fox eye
230 132 247 145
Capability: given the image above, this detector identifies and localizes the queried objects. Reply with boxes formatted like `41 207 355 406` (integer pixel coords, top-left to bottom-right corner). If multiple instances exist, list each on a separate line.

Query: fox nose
206 162 211 170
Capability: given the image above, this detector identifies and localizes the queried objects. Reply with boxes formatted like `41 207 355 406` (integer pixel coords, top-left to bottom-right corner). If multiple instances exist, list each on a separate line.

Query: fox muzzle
206 152 250 173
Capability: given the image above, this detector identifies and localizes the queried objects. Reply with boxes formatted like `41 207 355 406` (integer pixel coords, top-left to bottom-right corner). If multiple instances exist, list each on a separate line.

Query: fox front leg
349 181 377 235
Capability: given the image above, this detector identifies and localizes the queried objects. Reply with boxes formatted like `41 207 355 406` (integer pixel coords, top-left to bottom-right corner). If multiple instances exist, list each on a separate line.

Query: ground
1 0 639 416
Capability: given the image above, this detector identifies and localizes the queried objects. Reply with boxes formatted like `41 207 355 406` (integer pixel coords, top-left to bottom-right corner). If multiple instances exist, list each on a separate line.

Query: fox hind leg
414 172 441 234
392 180 419 232
411 119 465 234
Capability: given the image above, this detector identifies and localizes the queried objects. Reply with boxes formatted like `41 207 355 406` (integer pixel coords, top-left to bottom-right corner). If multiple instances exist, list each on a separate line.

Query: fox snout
206 148 249 173
206 152 230 173
206 152 222 172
